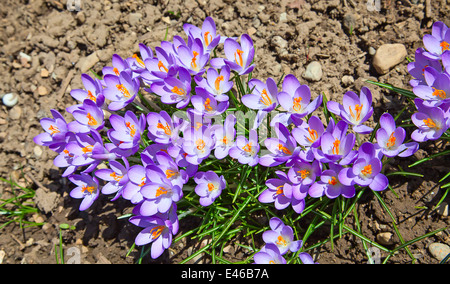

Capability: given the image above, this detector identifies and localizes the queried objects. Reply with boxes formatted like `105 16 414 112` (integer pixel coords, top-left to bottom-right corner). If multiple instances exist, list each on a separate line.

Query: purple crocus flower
422 21 450 59
126 43 154 75
68 98 104 133
411 98 450 142
339 142 389 192
150 67 192 109
194 66 233 102
407 48 443 87
288 159 321 186
376 113 419 158
183 17 221 54
176 38 209 75
210 34 255 75
327 87 374 134
194 170 226 206
309 163 355 199
95 159 130 201
153 151 188 188
146 110 180 145
34 109 71 153
103 71 140 111
69 173 100 211
229 129 260 166
413 67 450 106
122 164 146 204
139 165 182 216
52 137 78 177
140 46 178 85
129 214 176 259
291 115 325 162
108 111 146 150
259 122 300 167
312 120 357 165
262 217 302 255
242 77 279 112
191 87 229 117
65 130 104 173
299 252 318 264
443 51 450 72
278 74 322 124
70 73 104 107
253 244 286 264
182 123 214 165
102 54 131 78
258 170 306 213
210 113 236 159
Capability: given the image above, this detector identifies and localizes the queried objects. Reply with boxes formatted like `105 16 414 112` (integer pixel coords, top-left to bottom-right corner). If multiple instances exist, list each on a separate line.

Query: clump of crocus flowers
33 17 450 262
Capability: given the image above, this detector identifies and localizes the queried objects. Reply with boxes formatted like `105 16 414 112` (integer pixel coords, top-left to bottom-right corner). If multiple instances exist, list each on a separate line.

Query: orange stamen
222 136 229 145
166 169 178 179
293 97 302 112
276 185 284 195
361 164 372 176
113 67 120 76
423 118 437 128
204 31 212 46
349 104 363 121
298 169 310 179
332 139 340 155
215 75 224 91
207 183 215 192
234 49 244 67
157 122 172 136
441 41 450 52
432 87 447 99
328 176 338 186
276 235 287 246
158 61 169 72
196 139 206 150
139 177 146 187
386 132 396 148
171 86 185 96
126 122 136 137
87 90 96 102
278 144 292 155
306 127 318 143
150 225 165 240
116 84 131 98
82 185 96 194
191 51 199 69
243 142 253 153
86 113 97 126
48 125 60 135
204 98 213 112
260 89 272 106
110 172 123 182
82 145 93 154
156 187 168 197
132 54 145 67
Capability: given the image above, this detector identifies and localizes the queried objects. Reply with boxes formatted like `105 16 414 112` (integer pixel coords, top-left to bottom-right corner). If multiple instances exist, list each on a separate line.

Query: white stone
372 44 407 74
429 243 450 262
303 61 322 82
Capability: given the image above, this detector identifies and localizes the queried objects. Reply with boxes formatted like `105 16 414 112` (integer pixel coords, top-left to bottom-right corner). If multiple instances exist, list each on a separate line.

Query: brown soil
0 0 449 264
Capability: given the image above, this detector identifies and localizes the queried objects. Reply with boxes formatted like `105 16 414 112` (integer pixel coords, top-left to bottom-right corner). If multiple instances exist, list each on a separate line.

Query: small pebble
377 232 395 246
303 61 323 82
2 93 19 107
428 243 450 262
38 86 48 96
341 75 355 86
9 105 22 120
40 68 50 78
436 201 449 217
372 43 407 74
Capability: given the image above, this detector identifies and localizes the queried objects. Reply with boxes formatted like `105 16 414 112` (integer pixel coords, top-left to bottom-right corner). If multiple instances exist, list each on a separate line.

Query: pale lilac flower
139 165 182 216
68 99 104 133
309 163 355 199
129 215 176 259
242 77 279 112
194 66 233 102
69 173 100 211
182 123 214 165
253 244 286 264
176 38 209 75
153 151 188 188
210 34 255 75
422 21 450 59
194 171 226 206
229 129 260 166
299 252 318 264
291 115 325 162
150 67 192 109
70 73 104 107
122 164 146 204
103 71 140 111
95 159 130 201
183 17 221 54
102 54 131 78
140 46 178 85
259 123 300 167
413 67 450 106
288 159 321 186
33 109 71 153
376 113 419 158
339 142 389 192
191 87 229 116
407 48 442 87
126 43 153 75
327 87 374 134
411 98 450 142
210 113 236 159
262 217 302 255
108 111 146 150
